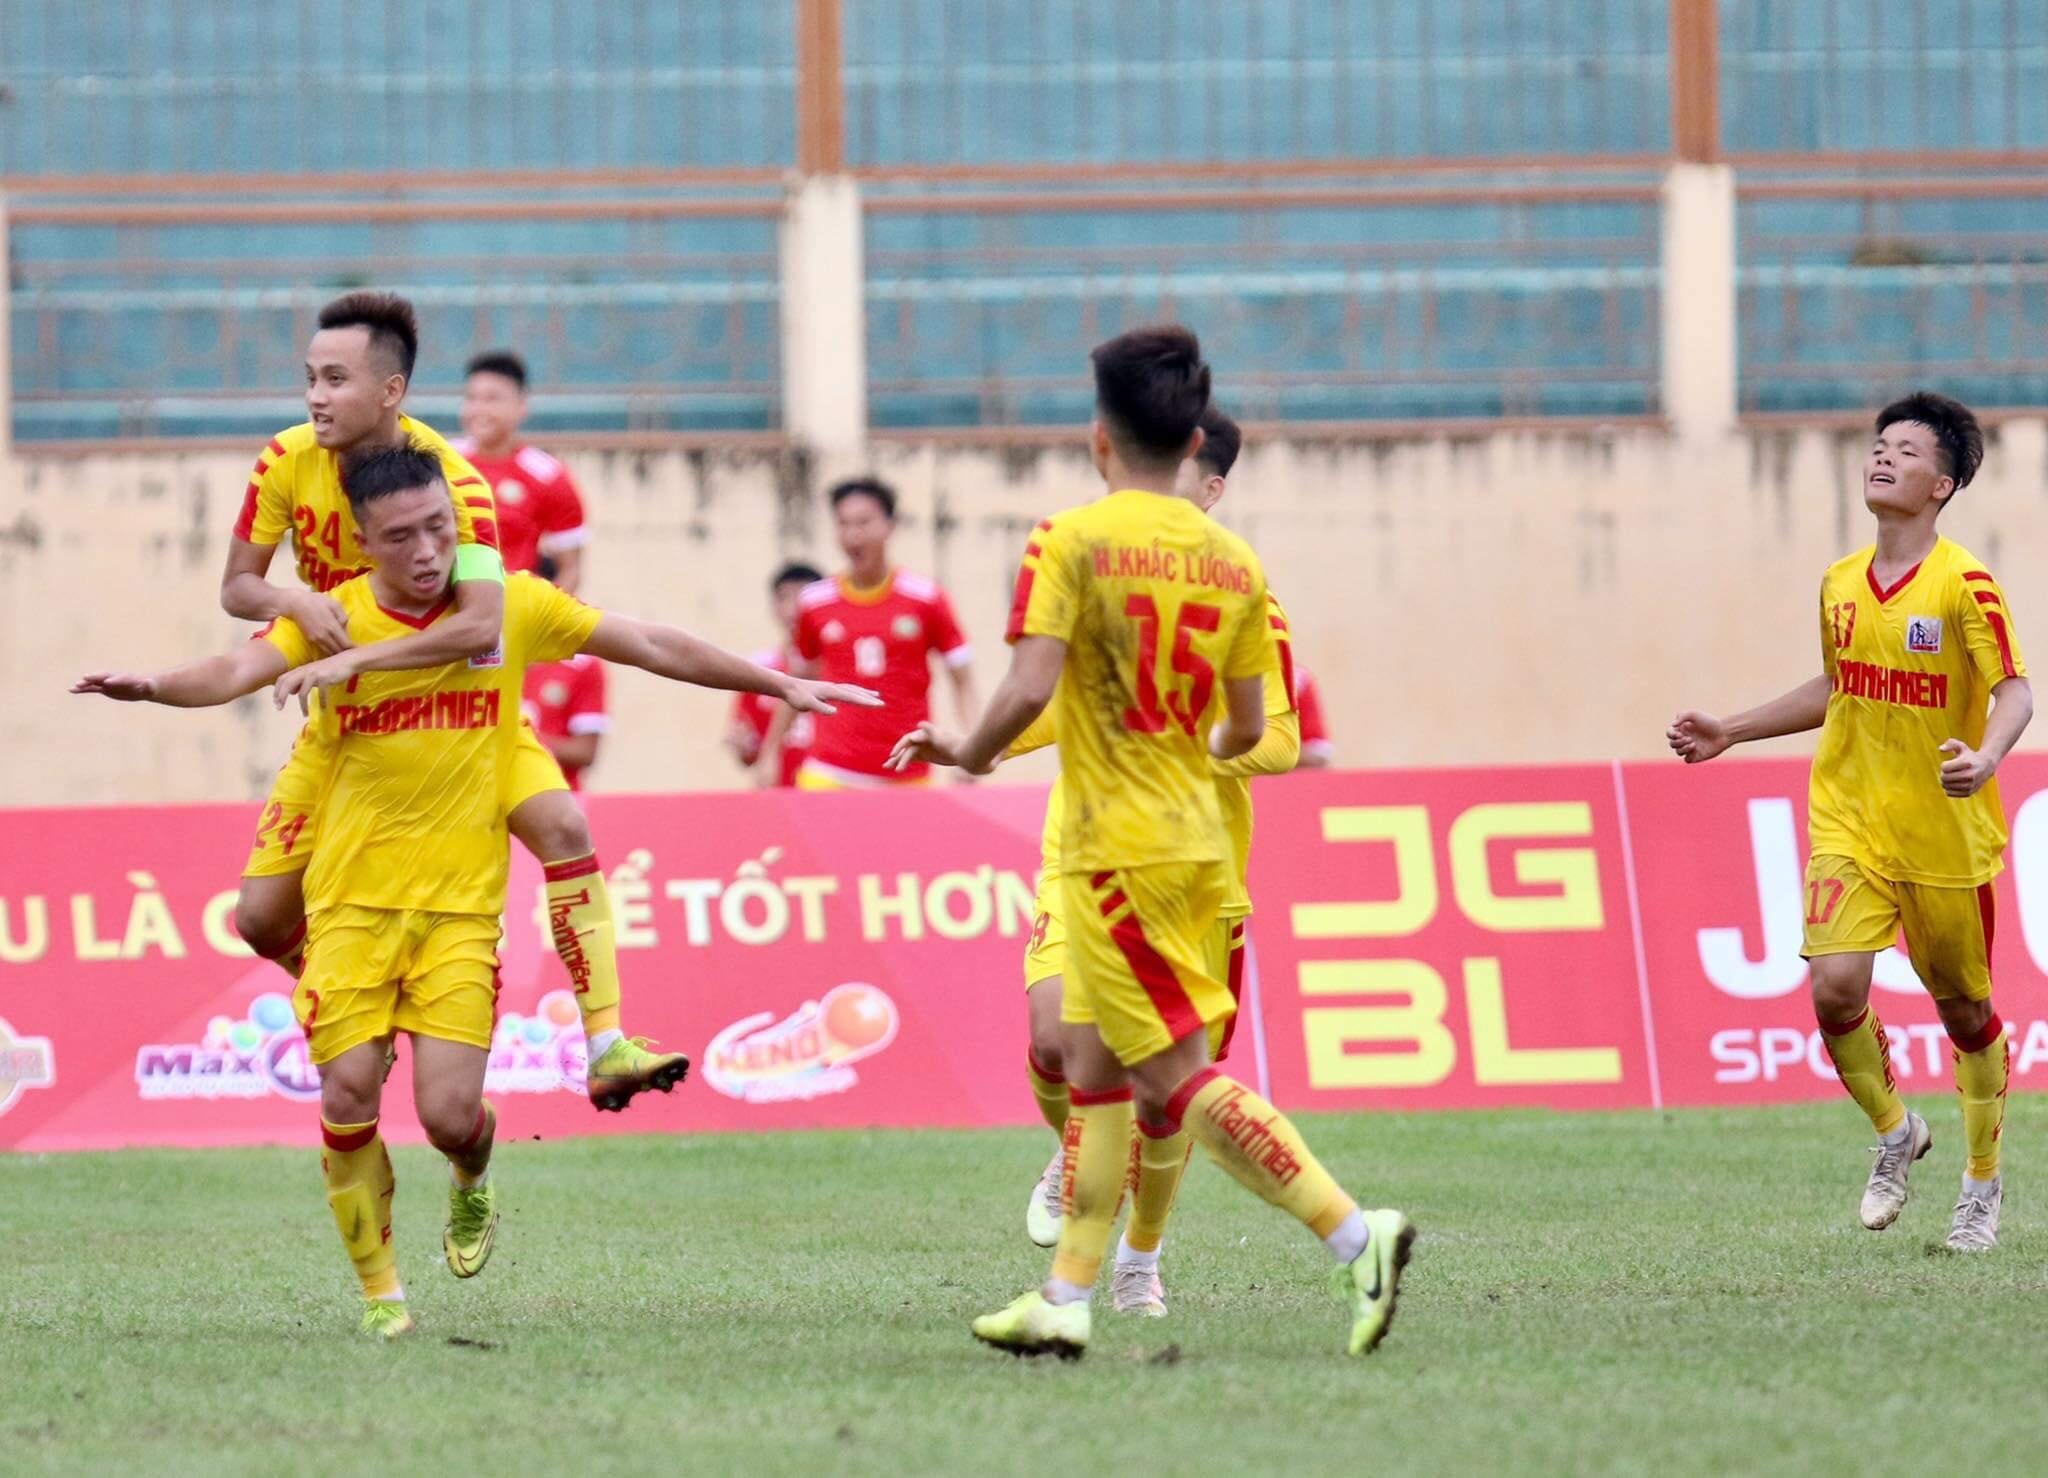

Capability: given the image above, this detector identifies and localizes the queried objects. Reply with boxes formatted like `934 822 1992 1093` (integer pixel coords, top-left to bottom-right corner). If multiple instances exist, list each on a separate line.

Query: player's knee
511 796 592 863
234 888 301 961
1807 958 1871 1025
1935 993 1996 1044
416 1088 484 1155
1028 1019 1064 1077
319 1057 382 1126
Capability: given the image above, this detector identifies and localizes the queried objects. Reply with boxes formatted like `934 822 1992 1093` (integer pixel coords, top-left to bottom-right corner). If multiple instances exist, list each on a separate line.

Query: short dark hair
317 291 420 382
1195 405 1242 478
1876 391 1984 490
465 349 528 390
1091 323 1211 465
773 560 825 590
342 442 447 516
829 477 896 520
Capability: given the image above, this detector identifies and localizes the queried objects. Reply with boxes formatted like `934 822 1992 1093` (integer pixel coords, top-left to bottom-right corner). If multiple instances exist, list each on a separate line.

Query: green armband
454 544 506 584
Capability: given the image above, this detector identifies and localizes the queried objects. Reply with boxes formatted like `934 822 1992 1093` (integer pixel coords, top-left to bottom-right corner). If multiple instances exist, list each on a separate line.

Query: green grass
7 1097 2048 1476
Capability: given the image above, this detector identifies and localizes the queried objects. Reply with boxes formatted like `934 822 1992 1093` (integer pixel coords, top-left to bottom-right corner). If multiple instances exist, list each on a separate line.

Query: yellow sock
320 1118 400 1301
1952 1015 2010 1181
1027 1050 1070 1135
1817 1007 1906 1136
1123 1117 1193 1255
1049 1087 1134 1292
544 854 622 1036
1167 1069 1358 1241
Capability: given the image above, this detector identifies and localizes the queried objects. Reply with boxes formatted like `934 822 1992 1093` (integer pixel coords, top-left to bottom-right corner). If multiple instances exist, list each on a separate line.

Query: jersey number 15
1123 595 1220 737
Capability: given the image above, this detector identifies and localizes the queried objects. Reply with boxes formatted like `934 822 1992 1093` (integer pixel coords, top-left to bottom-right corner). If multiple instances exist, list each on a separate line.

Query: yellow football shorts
794 761 930 792
506 719 571 811
242 722 326 878
1802 854 1996 1002
1023 873 1066 989
1059 860 1232 1066
1030 882 1248 1063
244 721 566 878
294 905 502 1065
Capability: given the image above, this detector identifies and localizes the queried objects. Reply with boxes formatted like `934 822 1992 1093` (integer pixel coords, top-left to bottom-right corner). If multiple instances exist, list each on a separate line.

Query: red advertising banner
1247 765 1656 1115
6 755 2048 1152
0 787 1056 1152
1622 754 2048 1108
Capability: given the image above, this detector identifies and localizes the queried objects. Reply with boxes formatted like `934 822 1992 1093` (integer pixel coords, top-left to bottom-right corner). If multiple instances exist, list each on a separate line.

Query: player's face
358 485 458 601
834 494 892 565
1865 421 1954 515
1173 457 1227 513
772 579 805 634
305 327 401 451
459 371 527 449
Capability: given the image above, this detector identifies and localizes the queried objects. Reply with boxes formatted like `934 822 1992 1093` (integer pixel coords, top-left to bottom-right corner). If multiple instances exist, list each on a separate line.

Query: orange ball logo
819 983 896 1056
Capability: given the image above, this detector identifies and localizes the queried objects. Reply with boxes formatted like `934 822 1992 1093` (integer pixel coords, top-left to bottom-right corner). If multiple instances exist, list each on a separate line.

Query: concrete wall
6 419 2048 809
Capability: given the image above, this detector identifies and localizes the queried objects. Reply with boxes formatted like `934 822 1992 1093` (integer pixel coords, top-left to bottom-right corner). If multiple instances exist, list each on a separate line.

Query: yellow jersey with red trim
1008 488 1276 872
1212 591 1298 916
261 572 601 915
232 416 499 592
1811 535 2027 886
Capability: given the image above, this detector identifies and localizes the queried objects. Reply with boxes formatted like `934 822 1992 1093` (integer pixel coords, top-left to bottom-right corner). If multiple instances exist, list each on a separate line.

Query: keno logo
134 992 321 1101
0 1016 56 1117
705 984 899 1104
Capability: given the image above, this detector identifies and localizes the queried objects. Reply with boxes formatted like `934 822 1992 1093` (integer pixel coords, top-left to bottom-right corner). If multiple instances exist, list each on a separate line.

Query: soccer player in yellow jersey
893 327 1411 1359
1005 407 1303 1320
1670 393 2032 1252
79 444 877 1338
219 292 685 1111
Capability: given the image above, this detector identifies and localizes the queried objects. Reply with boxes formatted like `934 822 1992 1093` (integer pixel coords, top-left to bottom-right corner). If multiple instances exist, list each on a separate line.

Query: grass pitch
7 1097 2048 1476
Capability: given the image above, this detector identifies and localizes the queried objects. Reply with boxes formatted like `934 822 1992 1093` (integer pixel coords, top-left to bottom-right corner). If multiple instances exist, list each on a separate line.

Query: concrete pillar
1659 163 1738 440
778 174 867 458
0 193 12 460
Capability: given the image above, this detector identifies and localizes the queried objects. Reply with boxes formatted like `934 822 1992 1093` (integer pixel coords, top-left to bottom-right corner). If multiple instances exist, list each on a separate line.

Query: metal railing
3 1 2046 443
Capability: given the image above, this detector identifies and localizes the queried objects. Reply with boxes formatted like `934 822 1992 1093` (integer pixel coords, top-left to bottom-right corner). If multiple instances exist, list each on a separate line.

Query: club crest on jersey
1906 616 1943 654
821 620 847 644
470 645 505 669
497 478 526 505
892 614 921 640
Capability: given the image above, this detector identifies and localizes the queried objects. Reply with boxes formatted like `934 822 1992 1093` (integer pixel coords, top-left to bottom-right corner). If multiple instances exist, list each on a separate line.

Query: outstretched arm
271 573 509 713
578 612 881 714
1669 674 1833 764
889 636 1065 777
74 639 291 709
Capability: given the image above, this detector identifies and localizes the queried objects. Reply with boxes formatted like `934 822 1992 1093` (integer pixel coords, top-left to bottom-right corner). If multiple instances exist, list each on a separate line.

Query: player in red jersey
779 479 979 789
456 350 590 592
728 562 823 787
524 652 607 791
1294 664 1334 768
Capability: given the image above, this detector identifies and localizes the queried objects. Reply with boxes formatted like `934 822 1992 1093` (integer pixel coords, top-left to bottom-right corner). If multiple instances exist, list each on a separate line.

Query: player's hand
1668 710 1730 764
71 672 158 702
779 678 880 716
888 722 995 775
274 650 361 715
1939 738 1998 797
289 590 354 656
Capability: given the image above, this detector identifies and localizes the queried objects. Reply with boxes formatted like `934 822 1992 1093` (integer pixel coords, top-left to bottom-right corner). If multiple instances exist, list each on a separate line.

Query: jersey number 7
1123 595 1221 737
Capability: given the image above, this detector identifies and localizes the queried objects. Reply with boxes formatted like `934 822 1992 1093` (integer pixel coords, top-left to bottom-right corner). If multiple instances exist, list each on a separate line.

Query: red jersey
727 648 813 787
521 653 608 790
793 570 971 782
1295 663 1334 766
452 440 588 575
